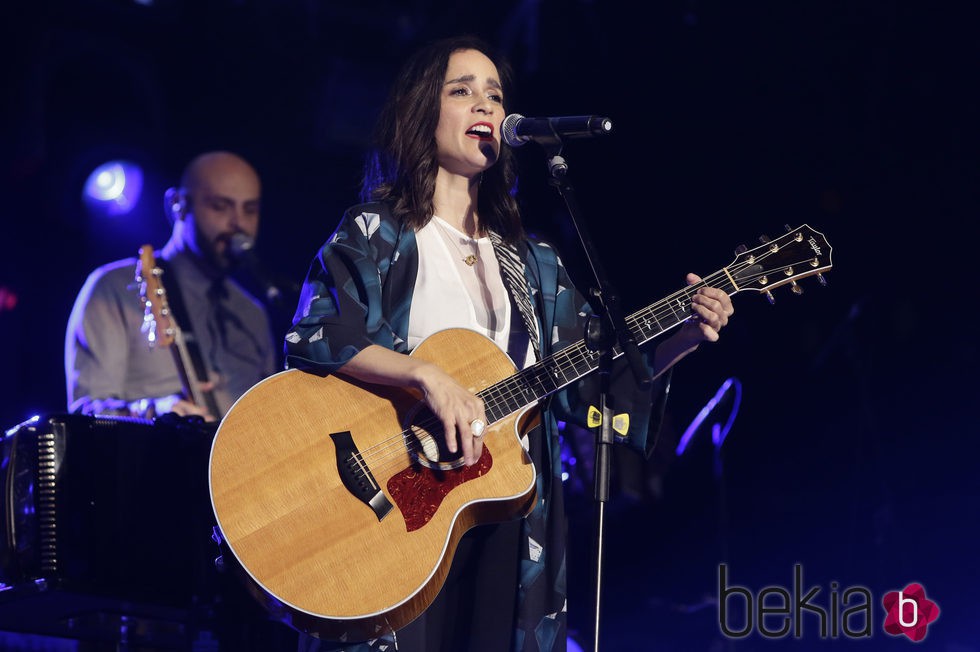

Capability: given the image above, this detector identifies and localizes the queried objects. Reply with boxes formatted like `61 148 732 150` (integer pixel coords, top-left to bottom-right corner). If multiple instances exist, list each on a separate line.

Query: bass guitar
209 224 833 640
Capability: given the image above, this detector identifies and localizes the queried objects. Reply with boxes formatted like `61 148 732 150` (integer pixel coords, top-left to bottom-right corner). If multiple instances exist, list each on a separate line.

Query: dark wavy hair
361 35 524 244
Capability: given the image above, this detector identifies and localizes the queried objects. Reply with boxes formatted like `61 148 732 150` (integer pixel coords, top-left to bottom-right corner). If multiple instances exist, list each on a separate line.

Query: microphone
228 233 288 304
501 113 613 147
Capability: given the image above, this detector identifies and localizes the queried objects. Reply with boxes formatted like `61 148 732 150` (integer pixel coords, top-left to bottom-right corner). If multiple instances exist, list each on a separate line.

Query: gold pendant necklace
435 218 479 266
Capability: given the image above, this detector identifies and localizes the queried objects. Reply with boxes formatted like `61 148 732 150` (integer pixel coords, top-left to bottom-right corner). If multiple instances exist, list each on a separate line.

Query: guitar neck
478 223 834 423
137 244 222 418
479 268 735 424
171 328 222 417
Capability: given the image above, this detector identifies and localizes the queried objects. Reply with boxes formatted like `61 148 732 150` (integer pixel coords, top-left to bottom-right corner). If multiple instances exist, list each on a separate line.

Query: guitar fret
547 357 566 386
633 310 663 341
482 371 537 422
482 386 505 423
552 355 576 386
514 374 537 405
532 369 555 396
529 365 558 396
669 294 689 322
498 387 516 418
486 402 505 424
500 380 525 413
569 347 594 376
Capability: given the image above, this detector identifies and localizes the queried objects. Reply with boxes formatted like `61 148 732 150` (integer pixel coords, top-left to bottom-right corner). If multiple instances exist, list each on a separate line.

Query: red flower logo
882 583 939 642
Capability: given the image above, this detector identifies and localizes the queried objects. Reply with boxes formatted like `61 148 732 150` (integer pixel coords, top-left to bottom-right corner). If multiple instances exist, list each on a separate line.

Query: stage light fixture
82 160 144 216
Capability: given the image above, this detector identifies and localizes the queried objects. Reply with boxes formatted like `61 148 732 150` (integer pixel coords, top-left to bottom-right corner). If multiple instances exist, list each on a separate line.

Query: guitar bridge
330 431 393 521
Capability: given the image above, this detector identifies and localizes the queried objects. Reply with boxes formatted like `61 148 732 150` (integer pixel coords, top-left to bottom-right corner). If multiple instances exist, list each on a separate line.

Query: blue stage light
83 160 144 215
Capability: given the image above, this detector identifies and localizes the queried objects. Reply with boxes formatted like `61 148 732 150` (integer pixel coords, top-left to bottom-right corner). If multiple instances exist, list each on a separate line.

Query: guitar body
210 328 539 641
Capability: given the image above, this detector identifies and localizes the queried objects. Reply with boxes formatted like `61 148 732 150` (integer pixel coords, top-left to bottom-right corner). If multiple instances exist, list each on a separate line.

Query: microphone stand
534 137 651 652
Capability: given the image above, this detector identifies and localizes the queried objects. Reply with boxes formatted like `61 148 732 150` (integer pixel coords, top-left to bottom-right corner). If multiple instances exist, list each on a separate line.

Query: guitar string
351 333 582 471
349 247 821 476
350 252 816 476
352 255 813 478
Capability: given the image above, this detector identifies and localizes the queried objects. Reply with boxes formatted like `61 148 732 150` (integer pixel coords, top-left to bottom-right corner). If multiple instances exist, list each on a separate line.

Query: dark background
1 1 978 650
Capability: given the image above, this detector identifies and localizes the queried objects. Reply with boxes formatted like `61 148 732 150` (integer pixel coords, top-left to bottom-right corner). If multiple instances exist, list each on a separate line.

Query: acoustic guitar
136 245 221 418
209 225 833 641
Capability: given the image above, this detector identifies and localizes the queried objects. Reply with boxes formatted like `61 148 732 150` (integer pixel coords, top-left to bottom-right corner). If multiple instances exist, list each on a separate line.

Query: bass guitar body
209 329 538 641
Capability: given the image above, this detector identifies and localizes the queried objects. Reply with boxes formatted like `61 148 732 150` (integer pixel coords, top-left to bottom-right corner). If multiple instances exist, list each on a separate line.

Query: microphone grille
229 232 255 259
501 113 526 147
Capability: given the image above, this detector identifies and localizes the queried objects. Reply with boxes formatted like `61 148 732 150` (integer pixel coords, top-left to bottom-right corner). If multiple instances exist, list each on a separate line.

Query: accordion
0 413 218 644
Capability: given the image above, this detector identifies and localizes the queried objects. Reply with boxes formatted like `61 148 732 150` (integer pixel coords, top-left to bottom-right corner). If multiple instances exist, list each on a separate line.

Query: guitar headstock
136 244 176 347
729 225 833 302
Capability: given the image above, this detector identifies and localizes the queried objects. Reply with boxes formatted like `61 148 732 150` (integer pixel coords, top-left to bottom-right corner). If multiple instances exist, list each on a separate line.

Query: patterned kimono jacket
285 201 670 652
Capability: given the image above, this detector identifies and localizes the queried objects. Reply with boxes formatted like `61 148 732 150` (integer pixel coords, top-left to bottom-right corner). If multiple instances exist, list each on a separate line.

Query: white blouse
409 216 534 368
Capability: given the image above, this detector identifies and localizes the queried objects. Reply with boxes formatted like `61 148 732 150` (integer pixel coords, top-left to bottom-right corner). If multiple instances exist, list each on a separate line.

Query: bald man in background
64 151 294 651
65 150 277 420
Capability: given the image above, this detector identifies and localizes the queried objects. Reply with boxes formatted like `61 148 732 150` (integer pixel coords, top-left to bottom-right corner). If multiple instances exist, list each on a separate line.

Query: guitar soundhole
407 407 466 470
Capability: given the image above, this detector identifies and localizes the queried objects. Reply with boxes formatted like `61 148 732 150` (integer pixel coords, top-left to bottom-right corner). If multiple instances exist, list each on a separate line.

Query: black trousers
392 519 522 652
299 518 523 652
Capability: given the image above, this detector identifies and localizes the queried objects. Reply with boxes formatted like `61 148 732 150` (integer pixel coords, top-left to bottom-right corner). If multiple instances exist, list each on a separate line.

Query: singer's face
184 155 261 270
434 49 503 179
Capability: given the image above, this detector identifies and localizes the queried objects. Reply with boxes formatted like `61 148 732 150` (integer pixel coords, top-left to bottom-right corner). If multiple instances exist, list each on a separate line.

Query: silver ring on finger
470 418 486 438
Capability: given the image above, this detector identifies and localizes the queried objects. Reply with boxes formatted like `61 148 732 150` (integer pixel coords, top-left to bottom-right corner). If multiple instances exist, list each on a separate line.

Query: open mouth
466 122 494 141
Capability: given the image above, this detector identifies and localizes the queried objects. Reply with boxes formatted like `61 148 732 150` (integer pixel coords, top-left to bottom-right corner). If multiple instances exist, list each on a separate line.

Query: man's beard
200 232 236 274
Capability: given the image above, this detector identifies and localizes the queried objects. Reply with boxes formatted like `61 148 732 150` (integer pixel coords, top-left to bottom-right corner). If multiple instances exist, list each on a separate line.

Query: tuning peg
764 290 775 305
817 273 827 287
759 234 771 244
784 224 793 232
790 280 803 295
735 244 748 255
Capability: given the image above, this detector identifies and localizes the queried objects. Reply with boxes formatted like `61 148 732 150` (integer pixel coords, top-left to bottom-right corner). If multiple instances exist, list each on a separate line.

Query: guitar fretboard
475 223 833 425
479 269 739 424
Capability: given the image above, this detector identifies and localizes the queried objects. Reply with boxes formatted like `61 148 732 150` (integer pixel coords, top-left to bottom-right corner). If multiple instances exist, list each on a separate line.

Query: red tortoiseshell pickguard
387 447 494 532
